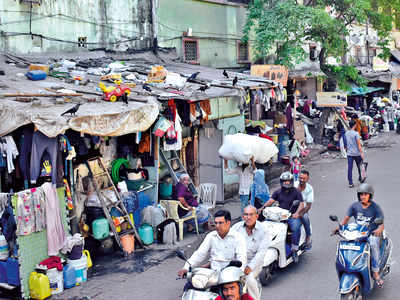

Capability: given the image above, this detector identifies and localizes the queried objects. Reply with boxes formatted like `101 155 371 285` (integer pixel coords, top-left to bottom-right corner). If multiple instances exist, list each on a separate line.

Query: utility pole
151 0 158 55
366 18 370 66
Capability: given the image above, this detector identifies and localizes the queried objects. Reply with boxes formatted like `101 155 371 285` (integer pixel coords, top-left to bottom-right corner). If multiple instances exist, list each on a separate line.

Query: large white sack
218 133 279 164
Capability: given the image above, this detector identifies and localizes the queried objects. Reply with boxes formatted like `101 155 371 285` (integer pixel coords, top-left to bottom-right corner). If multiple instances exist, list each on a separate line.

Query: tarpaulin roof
348 85 384 96
0 98 159 138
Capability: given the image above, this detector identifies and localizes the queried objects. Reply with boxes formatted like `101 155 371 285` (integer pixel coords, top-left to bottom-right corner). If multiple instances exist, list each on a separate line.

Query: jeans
287 217 302 250
368 235 381 272
239 194 250 212
300 213 312 237
347 155 362 185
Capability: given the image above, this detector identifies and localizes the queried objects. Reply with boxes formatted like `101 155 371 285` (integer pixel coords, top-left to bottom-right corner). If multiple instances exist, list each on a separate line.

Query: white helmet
218 266 246 286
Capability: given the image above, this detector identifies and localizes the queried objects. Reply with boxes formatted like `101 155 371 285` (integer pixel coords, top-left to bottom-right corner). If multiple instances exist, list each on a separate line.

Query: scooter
176 250 244 300
258 201 309 286
329 215 392 300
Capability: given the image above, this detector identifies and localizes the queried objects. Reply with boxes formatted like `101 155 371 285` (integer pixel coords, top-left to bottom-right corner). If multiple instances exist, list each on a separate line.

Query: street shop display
218 133 279 164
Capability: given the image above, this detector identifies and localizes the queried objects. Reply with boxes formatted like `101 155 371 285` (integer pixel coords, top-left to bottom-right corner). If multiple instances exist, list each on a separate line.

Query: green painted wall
157 0 250 69
0 0 153 54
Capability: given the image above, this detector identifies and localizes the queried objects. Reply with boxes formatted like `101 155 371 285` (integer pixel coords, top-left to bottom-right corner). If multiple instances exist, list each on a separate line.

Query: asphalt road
43 133 399 300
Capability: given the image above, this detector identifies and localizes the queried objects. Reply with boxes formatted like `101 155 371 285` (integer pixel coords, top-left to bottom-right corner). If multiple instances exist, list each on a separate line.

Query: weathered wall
157 0 249 68
0 0 153 54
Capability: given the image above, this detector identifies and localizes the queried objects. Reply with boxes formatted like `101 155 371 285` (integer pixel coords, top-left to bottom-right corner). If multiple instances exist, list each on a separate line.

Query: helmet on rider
218 267 246 299
280 171 294 190
357 183 374 201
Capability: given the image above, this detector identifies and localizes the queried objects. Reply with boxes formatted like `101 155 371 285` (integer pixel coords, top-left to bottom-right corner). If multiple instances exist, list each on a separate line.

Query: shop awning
0 98 160 138
347 86 384 96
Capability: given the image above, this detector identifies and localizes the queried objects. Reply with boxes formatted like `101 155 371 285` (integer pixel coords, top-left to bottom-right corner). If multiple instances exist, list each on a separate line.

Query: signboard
316 92 347 107
251 64 288 86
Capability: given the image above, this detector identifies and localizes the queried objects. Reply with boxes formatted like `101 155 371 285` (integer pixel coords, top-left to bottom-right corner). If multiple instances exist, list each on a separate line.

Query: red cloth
215 294 254 300
259 133 273 141
39 256 63 271
168 99 177 122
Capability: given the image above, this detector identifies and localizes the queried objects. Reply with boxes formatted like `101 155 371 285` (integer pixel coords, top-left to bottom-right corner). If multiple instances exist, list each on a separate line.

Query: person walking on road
345 120 365 188
295 170 314 250
224 157 256 212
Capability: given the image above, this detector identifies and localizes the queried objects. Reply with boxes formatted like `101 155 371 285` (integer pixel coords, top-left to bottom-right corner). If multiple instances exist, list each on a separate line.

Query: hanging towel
42 182 66 256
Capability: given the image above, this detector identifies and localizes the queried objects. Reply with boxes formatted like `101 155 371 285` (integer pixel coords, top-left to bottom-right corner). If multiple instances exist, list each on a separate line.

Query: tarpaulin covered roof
347 85 384 96
0 98 159 138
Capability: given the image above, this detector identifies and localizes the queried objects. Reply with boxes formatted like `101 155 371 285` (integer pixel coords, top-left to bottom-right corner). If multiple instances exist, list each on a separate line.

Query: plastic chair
159 200 199 241
198 183 217 211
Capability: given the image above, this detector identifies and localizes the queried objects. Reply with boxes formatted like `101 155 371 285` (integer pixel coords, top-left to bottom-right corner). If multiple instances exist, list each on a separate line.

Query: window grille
184 40 198 62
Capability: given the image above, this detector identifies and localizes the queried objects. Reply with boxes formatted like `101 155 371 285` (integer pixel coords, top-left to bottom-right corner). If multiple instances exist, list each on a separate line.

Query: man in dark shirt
332 183 385 287
259 172 304 262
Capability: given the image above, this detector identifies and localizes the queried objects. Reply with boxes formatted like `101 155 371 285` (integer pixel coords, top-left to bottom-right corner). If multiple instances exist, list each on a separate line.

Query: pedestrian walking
224 157 256 212
344 119 366 188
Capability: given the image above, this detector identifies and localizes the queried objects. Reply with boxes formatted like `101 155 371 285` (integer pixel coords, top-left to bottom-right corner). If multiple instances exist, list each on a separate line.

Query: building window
237 42 249 63
309 44 317 61
183 39 199 63
355 46 363 64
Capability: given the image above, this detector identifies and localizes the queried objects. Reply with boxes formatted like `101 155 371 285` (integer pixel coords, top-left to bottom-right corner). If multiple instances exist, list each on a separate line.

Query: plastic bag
218 133 278 164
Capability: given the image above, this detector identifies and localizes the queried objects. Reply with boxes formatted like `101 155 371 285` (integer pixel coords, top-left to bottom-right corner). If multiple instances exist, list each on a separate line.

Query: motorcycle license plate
340 244 360 250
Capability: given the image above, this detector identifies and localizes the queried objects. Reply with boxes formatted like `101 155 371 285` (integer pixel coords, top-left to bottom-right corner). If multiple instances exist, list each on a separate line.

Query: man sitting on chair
174 174 210 232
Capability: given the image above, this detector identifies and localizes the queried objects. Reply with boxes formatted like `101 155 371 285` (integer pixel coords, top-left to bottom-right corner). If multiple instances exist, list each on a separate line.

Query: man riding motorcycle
214 267 255 300
258 172 304 263
232 205 269 300
178 210 247 279
332 183 385 287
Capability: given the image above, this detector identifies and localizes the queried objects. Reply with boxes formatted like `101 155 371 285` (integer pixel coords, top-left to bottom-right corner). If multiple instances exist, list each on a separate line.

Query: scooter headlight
352 253 363 266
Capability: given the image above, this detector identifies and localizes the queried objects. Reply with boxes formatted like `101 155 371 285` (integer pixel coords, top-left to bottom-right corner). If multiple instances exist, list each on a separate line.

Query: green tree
243 0 398 89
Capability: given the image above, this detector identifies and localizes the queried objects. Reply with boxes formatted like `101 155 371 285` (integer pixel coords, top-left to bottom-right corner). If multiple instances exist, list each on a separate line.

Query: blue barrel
63 264 76 289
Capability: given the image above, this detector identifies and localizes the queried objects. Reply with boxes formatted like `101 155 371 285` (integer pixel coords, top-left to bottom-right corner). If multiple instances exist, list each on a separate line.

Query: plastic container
6 257 20 286
29 271 51 300
0 235 9 260
83 250 92 268
0 261 7 283
63 264 76 289
383 123 390 132
25 70 47 81
125 178 146 191
92 218 110 240
160 182 172 198
121 234 135 254
47 268 63 295
67 255 87 285
138 224 154 245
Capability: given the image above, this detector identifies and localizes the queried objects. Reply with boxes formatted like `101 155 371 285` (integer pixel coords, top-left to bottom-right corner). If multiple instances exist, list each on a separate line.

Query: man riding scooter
332 183 385 287
258 172 304 262
214 267 254 300
232 205 269 300
178 210 247 280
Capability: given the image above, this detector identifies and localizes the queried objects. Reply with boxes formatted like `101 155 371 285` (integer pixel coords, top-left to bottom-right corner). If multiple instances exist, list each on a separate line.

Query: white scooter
176 250 245 300
258 203 309 286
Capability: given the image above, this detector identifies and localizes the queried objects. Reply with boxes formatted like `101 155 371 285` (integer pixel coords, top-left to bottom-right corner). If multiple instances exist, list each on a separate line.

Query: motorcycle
176 250 243 300
258 201 309 286
329 215 392 300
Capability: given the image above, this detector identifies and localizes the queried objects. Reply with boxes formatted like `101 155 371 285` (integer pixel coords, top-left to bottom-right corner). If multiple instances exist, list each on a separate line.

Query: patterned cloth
16 187 46 236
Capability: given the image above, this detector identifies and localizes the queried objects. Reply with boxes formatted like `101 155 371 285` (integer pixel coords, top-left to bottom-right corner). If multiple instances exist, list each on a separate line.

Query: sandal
375 278 384 288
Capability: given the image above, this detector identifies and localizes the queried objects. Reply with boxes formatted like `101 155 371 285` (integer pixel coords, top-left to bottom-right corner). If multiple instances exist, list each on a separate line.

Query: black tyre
259 266 273 286
340 286 362 300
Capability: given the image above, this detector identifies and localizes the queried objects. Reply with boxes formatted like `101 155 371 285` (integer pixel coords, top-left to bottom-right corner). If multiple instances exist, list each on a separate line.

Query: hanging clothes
138 133 151 153
164 113 183 151
42 182 65 256
3 136 19 174
19 125 34 182
199 100 211 122
30 131 58 185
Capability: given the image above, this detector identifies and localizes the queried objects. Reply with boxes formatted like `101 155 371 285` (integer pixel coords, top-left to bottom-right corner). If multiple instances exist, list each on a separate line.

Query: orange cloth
355 119 362 136
138 133 150 153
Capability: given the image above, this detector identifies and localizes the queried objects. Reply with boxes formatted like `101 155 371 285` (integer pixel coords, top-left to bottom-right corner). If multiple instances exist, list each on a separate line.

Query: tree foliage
243 0 399 88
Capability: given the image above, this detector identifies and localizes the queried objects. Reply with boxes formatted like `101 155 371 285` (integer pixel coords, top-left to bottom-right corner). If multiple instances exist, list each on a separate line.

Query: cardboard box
29 64 49 74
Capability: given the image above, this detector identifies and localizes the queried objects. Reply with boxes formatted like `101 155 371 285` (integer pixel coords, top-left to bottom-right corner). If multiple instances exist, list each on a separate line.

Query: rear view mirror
176 250 187 261
374 218 383 226
329 215 338 222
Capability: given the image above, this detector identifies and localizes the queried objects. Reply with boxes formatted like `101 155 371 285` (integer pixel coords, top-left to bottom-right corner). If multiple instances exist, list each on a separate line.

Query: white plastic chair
198 183 217 211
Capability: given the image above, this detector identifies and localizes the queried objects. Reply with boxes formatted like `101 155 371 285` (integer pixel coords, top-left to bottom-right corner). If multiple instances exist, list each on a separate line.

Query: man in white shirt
224 157 256 212
232 205 269 300
178 210 247 278
296 170 314 250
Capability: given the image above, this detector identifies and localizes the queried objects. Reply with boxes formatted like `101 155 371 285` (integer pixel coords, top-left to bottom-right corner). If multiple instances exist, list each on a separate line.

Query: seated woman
174 174 210 232
250 169 270 221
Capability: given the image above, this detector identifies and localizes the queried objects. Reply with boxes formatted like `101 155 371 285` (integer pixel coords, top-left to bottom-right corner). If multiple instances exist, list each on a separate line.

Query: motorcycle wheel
259 266 273 286
340 287 362 300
